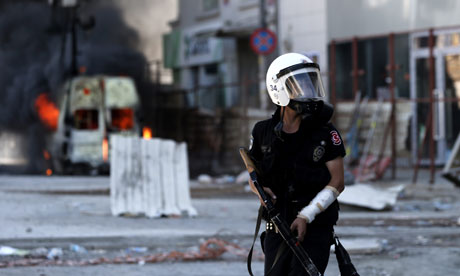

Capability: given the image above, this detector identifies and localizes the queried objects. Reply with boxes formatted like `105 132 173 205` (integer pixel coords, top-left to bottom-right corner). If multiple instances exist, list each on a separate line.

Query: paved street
0 170 459 275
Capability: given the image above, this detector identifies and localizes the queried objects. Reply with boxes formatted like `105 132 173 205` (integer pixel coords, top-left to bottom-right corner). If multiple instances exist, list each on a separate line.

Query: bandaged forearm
297 186 340 223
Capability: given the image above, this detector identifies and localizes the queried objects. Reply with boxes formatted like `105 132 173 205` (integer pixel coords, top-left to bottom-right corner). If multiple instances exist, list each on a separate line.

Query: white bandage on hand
297 186 340 223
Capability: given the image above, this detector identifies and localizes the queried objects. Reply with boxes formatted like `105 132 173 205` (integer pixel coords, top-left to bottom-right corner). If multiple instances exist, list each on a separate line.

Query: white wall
327 0 460 40
279 0 329 94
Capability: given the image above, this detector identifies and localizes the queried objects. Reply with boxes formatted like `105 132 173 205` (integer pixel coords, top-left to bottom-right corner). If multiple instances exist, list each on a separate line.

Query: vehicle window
74 109 99 130
111 108 134 130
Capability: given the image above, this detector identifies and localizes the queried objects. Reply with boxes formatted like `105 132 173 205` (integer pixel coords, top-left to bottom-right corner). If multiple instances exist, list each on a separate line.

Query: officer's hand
290 217 307 242
261 187 277 206
248 180 276 206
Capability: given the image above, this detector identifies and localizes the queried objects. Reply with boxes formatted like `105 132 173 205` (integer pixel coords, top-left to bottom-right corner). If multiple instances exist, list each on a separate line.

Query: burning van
49 75 140 174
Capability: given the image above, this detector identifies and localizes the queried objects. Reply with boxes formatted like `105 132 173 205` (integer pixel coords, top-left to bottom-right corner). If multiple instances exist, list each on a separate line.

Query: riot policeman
248 52 345 275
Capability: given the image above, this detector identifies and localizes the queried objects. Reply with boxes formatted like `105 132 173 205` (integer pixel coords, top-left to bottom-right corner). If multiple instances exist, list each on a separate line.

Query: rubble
331 238 383 254
338 183 405 210
0 238 255 268
30 247 48 258
433 201 452 211
0 246 29 257
215 175 235 185
235 170 250 184
125 247 148 253
197 174 212 184
69 244 87 254
47 248 63 260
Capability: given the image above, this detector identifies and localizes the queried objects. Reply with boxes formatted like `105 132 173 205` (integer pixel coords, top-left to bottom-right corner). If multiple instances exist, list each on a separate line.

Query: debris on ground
338 183 405 210
215 175 235 185
47 248 63 260
235 170 249 184
0 238 257 268
69 244 88 254
432 201 452 211
0 246 29 257
125 247 148 254
331 238 383 254
30 248 48 258
197 174 212 184
415 235 429 246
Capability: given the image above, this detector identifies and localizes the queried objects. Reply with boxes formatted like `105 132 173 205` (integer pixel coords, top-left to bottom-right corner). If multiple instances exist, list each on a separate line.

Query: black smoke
0 0 151 173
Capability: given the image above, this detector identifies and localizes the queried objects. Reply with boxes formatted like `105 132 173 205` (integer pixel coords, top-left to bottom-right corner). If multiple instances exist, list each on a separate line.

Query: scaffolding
328 25 460 185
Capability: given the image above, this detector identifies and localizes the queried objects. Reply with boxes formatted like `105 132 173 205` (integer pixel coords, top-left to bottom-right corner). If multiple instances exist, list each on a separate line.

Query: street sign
250 28 277 55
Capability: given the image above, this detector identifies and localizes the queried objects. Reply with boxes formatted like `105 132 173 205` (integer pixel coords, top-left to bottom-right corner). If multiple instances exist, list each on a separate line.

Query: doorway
410 29 460 165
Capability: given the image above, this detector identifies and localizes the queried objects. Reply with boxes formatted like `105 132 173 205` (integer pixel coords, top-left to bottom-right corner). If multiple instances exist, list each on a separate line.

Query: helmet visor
282 68 325 101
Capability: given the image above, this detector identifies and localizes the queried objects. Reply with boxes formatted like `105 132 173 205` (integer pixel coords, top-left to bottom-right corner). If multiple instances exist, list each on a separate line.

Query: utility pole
258 0 268 110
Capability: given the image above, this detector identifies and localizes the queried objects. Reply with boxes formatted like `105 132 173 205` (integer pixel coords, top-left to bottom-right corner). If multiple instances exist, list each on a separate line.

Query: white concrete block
159 139 181 216
110 136 197 218
141 139 163 218
174 142 197 216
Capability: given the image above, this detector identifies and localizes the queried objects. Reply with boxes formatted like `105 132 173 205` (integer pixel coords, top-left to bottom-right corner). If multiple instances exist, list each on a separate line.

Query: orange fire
43 150 52 176
143 127 152 140
102 137 109 162
43 150 50 160
111 109 134 130
35 93 59 131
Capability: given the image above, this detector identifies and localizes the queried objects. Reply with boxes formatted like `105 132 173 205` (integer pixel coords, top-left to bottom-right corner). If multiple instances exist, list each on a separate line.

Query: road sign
250 28 277 55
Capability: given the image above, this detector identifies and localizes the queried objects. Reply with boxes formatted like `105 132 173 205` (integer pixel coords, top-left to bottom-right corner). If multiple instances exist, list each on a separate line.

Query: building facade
163 0 279 110
164 0 460 166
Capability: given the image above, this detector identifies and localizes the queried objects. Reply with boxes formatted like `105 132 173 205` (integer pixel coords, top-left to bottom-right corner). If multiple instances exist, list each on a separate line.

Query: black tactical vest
249 108 341 226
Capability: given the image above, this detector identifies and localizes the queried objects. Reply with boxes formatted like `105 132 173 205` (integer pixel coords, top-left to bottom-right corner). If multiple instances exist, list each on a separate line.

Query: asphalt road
0 172 459 275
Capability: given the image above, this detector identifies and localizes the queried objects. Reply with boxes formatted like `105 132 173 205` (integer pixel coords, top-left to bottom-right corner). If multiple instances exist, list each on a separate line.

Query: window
111 108 134 130
330 34 409 100
394 34 410 98
202 0 218 12
74 109 99 130
333 42 353 100
204 63 218 75
357 37 388 99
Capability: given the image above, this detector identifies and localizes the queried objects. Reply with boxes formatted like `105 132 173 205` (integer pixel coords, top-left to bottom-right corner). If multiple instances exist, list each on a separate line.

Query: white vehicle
49 76 140 174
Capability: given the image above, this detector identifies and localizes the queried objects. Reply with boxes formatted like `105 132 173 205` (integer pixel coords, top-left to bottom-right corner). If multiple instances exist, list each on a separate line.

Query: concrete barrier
110 136 197 217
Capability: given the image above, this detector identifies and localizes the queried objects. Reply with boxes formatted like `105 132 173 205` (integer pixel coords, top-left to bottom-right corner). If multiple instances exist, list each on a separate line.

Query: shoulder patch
330 130 342 146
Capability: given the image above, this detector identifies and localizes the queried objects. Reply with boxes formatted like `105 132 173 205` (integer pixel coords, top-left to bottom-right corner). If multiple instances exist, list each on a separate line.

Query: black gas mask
288 100 323 119
274 101 334 139
287 100 334 122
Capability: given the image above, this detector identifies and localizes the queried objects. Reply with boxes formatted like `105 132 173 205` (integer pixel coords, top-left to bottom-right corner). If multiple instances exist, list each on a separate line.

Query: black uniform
249 107 346 275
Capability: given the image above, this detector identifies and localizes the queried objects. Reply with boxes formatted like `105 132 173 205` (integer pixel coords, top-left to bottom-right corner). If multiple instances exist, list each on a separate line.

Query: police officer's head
266 53 332 121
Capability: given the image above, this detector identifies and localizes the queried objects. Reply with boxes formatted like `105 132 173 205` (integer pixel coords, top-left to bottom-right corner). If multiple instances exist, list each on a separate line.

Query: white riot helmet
266 53 325 106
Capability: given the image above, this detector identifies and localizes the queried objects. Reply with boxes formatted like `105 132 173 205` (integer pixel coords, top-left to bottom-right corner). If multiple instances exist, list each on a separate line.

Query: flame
43 150 52 175
35 93 59 131
102 137 109 162
79 66 87 74
143 127 152 140
43 150 50 160
111 108 134 130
